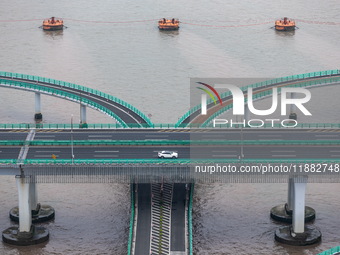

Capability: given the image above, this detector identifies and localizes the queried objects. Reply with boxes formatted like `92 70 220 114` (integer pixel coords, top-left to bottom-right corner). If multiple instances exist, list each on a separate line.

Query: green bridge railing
2 139 340 146
1 123 340 129
1 158 340 165
317 246 340 255
0 71 153 127
188 183 194 255
202 75 340 127
0 78 129 128
127 184 135 255
176 69 340 127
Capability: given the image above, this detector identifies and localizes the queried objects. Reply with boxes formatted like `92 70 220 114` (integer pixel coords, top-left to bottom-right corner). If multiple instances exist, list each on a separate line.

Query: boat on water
275 17 295 31
158 18 179 30
42 17 64 31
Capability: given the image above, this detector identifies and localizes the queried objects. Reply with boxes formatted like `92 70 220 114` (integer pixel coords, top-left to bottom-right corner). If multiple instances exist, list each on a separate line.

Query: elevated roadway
177 70 340 126
0 72 152 127
0 129 340 160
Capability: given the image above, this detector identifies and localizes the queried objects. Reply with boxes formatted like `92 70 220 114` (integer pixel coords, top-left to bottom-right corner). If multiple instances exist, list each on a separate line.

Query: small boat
158 18 179 30
275 17 296 31
42 17 64 31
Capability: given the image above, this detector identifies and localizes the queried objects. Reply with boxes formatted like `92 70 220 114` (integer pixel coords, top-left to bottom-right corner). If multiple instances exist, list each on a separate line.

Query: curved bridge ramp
177 70 340 126
0 72 152 127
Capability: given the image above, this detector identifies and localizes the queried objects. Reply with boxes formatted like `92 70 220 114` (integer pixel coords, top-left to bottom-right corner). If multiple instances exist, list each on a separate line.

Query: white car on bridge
158 151 178 159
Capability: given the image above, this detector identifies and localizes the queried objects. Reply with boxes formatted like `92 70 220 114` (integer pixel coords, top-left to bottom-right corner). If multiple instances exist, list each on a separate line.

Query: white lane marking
258 135 282 137
330 150 340 153
94 151 119 153
271 150 296 153
145 135 169 137
88 139 113 141
271 155 296 157
88 135 112 138
316 139 338 140
212 150 237 153
34 155 59 157
145 139 168 141
331 155 340 157
94 155 119 157
259 139 283 141
34 135 56 138
212 155 237 157
315 135 338 137
201 134 225 137
35 150 60 153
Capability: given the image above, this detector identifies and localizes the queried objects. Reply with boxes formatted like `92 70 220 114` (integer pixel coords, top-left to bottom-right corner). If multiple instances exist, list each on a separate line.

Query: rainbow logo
196 82 223 115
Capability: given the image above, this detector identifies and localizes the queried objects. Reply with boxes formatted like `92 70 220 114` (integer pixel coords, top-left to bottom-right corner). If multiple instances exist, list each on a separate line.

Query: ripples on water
193 183 340 255
0 177 129 255
1 0 340 254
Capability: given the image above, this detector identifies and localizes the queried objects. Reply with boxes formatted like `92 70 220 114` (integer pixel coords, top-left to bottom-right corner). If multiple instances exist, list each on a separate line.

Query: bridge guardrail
201 75 340 127
4 139 340 146
176 69 340 127
317 246 340 255
1 139 340 146
0 72 153 127
188 183 194 255
127 184 135 255
1 158 340 165
0 78 129 128
1 123 340 129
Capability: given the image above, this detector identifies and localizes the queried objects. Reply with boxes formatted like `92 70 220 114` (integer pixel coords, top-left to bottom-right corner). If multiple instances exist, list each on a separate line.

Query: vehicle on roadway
158 151 178 159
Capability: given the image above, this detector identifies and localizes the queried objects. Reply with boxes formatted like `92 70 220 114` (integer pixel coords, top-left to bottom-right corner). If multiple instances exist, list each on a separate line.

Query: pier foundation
274 176 321 246
9 178 55 223
2 175 49 246
270 177 315 223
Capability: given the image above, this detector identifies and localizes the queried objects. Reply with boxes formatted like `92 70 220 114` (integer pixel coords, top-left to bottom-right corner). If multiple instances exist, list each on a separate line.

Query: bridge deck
0 75 150 126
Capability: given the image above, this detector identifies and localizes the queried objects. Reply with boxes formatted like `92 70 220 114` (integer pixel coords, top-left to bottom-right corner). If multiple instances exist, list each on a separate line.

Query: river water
1 0 340 254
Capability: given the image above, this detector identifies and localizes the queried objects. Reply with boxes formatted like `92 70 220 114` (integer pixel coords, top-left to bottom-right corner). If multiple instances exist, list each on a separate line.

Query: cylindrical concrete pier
289 92 297 120
80 104 88 128
17 175 31 233
9 178 55 223
3 175 49 246
275 176 321 246
244 103 249 124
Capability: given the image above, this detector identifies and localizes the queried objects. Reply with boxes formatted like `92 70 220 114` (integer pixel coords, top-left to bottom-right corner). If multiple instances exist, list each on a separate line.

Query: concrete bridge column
17 175 32 233
29 181 38 215
289 92 297 120
80 104 87 128
9 175 55 224
244 103 249 126
292 177 306 234
34 93 42 121
286 177 294 213
275 176 321 245
2 175 49 245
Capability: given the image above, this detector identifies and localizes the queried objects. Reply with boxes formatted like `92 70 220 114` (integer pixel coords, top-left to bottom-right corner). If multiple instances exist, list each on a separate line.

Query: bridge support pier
80 104 88 128
289 92 297 121
2 175 49 246
9 177 55 223
270 177 315 223
34 93 43 121
274 176 321 246
244 103 249 125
